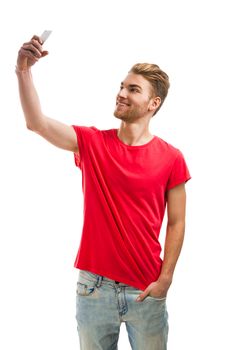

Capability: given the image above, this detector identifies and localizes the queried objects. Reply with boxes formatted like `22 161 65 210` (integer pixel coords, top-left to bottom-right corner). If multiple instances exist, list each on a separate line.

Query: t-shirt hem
74 264 151 291
166 176 192 191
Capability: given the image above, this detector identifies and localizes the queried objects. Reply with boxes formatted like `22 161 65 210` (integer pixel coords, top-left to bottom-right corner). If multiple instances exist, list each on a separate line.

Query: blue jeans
76 270 168 350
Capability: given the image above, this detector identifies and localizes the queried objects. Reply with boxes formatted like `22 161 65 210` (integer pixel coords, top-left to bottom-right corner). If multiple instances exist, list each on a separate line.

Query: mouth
116 101 130 106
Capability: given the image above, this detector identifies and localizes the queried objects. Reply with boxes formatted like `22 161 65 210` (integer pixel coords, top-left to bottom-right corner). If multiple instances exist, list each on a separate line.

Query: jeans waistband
78 269 130 288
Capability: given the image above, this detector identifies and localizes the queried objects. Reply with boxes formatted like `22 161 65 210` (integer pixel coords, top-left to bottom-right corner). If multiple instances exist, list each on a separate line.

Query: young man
16 35 191 350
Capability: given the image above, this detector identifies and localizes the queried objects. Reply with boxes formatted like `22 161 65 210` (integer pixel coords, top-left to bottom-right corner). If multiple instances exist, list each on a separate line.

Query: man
16 34 191 350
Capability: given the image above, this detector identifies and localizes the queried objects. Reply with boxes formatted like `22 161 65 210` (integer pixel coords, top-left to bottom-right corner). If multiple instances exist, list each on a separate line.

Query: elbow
26 123 34 131
26 119 46 133
26 123 40 132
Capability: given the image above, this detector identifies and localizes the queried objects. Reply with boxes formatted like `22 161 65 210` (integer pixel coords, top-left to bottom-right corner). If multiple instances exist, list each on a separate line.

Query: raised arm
16 35 78 153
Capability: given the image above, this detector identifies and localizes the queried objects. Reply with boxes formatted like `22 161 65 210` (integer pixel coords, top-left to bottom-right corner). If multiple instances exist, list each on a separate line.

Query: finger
31 35 43 45
41 50 49 57
23 40 43 55
22 43 42 58
19 48 39 62
31 39 43 53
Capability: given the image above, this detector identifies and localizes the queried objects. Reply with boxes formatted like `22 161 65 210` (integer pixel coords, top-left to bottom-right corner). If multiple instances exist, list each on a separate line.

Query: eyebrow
120 82 142 90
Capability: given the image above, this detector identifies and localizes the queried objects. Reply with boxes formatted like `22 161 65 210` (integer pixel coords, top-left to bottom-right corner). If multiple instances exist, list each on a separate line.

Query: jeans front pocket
76 282 97 296
146 295 167 302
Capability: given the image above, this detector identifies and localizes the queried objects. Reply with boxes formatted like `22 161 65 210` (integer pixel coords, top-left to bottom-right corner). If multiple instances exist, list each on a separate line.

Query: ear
148 96 161 113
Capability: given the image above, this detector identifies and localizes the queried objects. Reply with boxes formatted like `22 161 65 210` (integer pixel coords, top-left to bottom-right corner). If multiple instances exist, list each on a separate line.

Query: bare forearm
137 222 186 301
158 221 185 284
16 68 45 131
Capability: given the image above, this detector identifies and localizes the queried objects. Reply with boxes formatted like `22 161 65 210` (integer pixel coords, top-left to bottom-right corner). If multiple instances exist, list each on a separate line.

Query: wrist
15 65 31 75
157 274 173 286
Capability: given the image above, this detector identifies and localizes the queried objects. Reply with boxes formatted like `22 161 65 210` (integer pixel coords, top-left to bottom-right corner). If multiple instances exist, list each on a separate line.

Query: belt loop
96 275 103 288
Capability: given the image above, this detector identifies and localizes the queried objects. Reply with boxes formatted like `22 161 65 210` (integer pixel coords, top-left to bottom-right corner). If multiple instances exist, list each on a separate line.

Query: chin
114 112 127 121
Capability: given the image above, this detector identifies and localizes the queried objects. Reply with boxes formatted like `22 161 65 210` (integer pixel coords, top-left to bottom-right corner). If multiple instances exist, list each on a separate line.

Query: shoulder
154 135 181 157
72 125 99 134
72 126 116 145
72 126 114 135
72 125 100 141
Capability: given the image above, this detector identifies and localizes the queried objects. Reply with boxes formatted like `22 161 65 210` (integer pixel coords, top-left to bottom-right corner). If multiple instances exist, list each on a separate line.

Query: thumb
41 51 49 57
136 289 149 302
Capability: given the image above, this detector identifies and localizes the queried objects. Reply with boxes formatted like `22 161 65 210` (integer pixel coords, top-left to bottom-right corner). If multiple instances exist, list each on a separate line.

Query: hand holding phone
16 31 52 72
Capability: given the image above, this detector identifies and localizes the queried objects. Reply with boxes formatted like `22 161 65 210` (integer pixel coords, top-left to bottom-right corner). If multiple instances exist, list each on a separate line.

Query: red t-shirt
72 126 191 290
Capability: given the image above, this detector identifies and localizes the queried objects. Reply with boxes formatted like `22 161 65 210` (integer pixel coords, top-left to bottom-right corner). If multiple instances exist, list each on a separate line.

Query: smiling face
114 73 161 123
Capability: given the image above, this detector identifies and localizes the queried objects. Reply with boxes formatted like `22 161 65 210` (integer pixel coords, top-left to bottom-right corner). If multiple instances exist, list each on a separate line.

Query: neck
117 121 154 146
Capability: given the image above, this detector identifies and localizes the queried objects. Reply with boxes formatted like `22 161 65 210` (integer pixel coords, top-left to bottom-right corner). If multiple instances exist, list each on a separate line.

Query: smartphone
40 30 52 44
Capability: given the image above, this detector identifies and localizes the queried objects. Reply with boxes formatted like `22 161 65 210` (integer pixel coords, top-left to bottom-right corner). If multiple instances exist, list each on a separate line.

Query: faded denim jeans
76 270 168 350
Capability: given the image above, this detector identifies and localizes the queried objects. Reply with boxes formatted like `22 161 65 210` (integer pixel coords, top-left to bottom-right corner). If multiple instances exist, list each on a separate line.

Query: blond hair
129 63 170 115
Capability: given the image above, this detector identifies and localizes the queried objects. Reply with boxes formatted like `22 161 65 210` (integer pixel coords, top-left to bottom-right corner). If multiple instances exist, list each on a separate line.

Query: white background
0 0 232 349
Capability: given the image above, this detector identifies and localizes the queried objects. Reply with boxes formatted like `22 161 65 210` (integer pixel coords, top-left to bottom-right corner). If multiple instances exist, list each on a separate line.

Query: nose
118 87 128 99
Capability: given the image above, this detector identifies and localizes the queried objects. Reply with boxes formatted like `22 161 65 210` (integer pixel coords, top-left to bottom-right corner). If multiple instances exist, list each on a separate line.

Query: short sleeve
71 125 98 169
166 150 191 191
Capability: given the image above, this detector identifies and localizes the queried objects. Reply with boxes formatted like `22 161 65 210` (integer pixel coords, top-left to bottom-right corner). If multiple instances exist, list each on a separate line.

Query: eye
129 87 139 93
